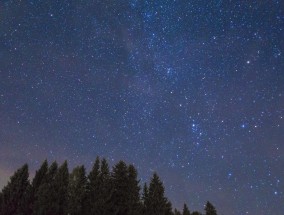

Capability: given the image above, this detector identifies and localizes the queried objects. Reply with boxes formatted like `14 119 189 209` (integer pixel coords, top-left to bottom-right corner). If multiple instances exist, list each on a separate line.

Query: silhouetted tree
205 201 217 215
87 156 100 215
165 200 174 215
147 172 169 215
110 160 130 215
128 164 142 215
142 183 149 215
31 160 48 214
54 161 69 215
183 203 191 215
33 161 58 215
97 158 112 215
1 164 30 215
0 159 219 215
68 165 87 215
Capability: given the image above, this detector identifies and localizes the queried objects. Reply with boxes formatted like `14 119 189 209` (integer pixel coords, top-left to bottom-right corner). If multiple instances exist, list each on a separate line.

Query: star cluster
0 1 283 214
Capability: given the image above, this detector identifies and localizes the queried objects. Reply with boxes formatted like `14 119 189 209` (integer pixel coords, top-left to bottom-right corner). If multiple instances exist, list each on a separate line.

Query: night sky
0 0 283 214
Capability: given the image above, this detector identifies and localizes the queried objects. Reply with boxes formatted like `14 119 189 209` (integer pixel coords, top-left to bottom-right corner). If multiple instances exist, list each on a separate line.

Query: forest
0 158 218 215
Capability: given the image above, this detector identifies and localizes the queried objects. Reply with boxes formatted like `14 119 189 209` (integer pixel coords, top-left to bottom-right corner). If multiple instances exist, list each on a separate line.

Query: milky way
0 1 283 214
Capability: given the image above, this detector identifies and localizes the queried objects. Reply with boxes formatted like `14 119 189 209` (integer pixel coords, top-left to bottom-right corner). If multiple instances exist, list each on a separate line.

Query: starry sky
0 0 283 214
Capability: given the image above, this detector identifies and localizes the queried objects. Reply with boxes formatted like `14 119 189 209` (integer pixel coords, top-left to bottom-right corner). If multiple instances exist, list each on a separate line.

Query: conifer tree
1 164 30 215
54 161 69 215
33 161 58 215
128 164 141 215
205 201 217 215
147 172 168 215
68 165 87 215
97 158 112 215
31 160 48 214
86 156 101 215
32 160 48 192
165 200 174 215
110 160 130 215
182 203 190 215
142 183 149 215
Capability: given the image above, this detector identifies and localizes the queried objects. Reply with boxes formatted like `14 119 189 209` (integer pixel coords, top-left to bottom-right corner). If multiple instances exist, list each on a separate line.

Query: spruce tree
165 200 174 215
1 164 30 215
68 165 87 215
32 160 48 192
128 164 141 215
54 161 69 215
97 158 112 215
87 156 101 215
142 183 149 215
147 172 168 215
31 160 48 214
205 201 217 215
110 160 130 215
33 161 58 215
182 203 190 215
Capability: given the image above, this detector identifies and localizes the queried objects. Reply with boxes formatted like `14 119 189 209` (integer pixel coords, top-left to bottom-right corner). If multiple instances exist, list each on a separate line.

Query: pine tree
34 161 58 215
205 201 217 215
68 165 87 215
142 183 149 215
182 203 190 215
97 158 112 215
165 200 174 215
128 164 141 215
31 160 48 214
54 161 69 215
87 156 101 215
110 160 130 215
1 164 30 215
32 160 48 192
147 172 168 215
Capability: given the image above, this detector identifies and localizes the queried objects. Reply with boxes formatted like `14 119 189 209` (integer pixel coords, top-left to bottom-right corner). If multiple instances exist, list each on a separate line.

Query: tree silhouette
146 172 168 215
1 164 30 215
31 160 48 214
0 159 219 215
183 203 191 215
87 156 100 215
33 161 58 215
110 160 130 215
205 201 217 215
68 165 87 215
142 183 149 215
54 161 69 215
128 164 142 215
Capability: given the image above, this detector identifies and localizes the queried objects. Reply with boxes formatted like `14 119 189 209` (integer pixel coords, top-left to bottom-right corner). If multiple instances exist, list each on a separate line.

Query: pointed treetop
205 201 217 215
183 203 190 215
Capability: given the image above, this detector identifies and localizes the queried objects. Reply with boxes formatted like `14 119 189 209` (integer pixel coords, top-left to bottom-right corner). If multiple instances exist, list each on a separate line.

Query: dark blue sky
0 1 283 214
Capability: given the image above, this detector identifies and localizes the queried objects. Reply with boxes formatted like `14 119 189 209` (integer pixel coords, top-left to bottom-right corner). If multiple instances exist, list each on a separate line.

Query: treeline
0 158 218 215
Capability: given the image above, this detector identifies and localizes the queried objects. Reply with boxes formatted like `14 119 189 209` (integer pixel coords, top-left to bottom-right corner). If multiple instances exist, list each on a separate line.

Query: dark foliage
1 164 30 215
0 159 218 215
205 201 217 215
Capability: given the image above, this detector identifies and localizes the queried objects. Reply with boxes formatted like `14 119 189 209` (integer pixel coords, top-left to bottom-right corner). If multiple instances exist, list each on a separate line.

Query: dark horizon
0 1 283 214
